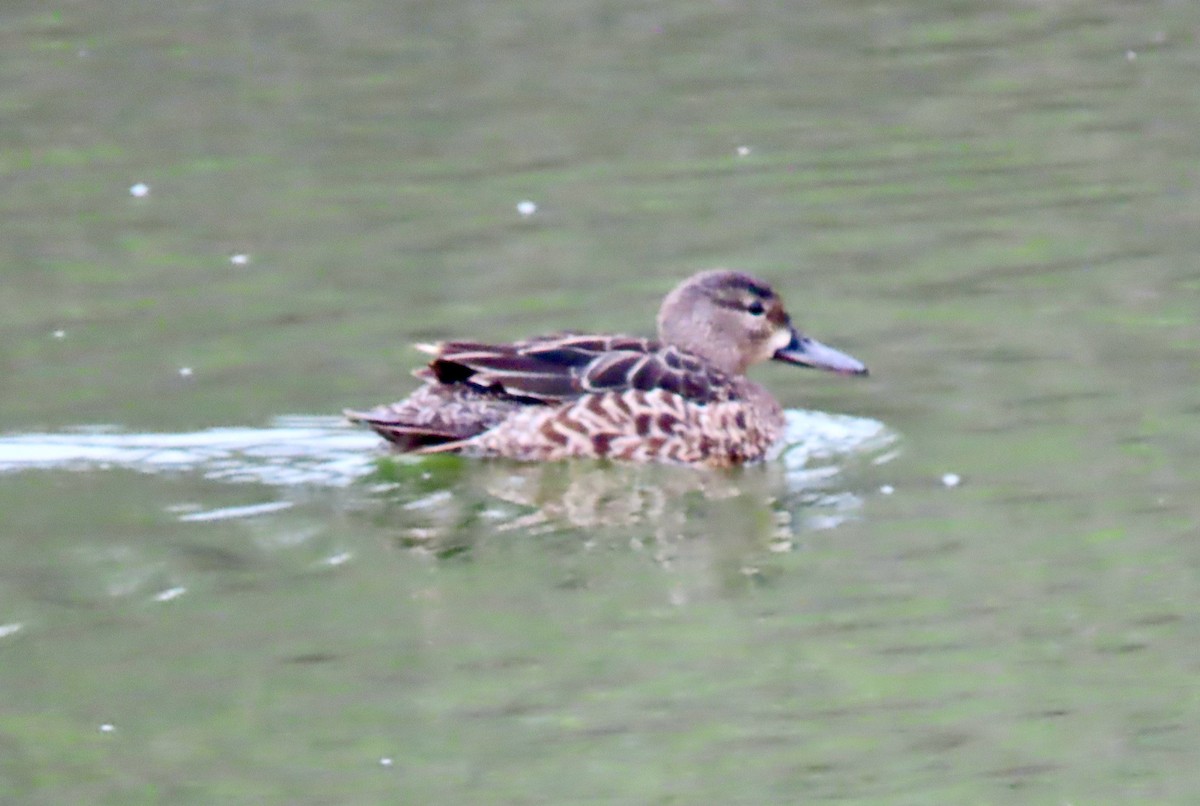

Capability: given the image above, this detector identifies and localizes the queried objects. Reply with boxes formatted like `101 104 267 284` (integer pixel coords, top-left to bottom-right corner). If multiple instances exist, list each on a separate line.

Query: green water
3 0 1200 802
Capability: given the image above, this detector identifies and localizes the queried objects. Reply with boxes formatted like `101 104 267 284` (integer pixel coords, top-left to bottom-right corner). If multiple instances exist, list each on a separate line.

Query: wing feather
421 337 732 404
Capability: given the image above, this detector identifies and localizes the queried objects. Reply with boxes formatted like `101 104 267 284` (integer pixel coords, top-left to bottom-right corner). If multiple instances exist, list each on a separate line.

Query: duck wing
422 334 731 404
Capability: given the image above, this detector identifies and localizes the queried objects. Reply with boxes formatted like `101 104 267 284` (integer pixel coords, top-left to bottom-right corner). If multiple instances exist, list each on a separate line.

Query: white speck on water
178 367 193 378
1125 49 1137 61
52 329 66 339
736 145 752 157
941 472 961 488
379 757 394 767
516 200 537 217
100 723 116 733
129 182 150 198
153 586 187 603
325 551 352 567
230 253 250 266
0 622 23 639
879 484 895 495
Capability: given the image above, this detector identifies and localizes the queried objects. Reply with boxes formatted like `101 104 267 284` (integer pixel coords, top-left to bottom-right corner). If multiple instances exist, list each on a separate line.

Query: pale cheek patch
767 328 794 355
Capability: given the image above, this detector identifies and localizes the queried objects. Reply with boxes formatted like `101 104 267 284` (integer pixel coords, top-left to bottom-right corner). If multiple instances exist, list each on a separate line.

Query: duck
345 269 867 467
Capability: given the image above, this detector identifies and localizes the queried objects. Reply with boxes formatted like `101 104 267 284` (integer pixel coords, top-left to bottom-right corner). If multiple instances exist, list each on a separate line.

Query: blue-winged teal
345 270 867 467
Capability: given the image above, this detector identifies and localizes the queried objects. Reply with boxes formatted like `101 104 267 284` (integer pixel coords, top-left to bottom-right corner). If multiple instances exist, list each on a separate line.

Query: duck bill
773 331 868 376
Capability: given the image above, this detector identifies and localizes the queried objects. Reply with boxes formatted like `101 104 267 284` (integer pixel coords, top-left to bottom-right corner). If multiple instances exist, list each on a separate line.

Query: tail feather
344 409 467 453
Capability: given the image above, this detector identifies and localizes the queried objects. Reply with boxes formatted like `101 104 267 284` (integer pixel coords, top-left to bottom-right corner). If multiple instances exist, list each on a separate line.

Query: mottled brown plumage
345 270 867 466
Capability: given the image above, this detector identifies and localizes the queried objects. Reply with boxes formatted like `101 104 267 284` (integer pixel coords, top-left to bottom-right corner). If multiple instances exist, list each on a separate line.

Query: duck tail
343 409 465 453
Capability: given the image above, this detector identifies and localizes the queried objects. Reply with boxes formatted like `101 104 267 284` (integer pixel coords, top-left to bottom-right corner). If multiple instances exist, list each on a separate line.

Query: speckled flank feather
345 269 867 466
435 385 784 467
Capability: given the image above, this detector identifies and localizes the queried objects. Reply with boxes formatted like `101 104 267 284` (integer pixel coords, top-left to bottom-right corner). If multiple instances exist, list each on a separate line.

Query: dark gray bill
773 332 868 376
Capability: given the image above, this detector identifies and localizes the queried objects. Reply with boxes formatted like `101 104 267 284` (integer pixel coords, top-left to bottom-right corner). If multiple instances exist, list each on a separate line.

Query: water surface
3 0 1200 802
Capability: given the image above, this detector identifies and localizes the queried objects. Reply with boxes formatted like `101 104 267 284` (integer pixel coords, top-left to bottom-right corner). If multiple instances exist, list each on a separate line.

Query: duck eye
746 300 765 316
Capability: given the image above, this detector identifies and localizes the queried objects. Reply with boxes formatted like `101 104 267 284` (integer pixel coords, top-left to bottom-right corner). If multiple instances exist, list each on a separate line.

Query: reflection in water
354 409 896 560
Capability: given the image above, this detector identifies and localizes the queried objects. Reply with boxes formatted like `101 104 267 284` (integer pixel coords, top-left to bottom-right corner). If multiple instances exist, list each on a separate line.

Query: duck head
656 269 868 377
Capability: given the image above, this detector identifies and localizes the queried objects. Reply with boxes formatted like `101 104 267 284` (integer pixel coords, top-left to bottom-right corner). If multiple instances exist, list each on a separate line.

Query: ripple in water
0 411 896 489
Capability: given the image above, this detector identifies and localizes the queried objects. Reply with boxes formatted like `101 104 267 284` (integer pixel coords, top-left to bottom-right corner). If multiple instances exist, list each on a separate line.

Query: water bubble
178 367 193 378
879 484 895 495
129 182 150 198
941 472 961 488
736 145 752 157
230 253 250 266
516 200 537 217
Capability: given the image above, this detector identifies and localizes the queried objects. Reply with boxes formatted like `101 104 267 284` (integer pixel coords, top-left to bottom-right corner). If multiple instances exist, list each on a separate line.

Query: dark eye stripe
714 295 772 313
722 275 774 298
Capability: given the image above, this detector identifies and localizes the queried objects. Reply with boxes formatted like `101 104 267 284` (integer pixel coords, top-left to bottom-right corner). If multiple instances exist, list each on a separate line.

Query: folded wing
422 334 733 404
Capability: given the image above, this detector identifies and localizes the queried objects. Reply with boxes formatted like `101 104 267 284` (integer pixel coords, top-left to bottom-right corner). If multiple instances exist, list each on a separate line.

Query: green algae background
2 0 1200 802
